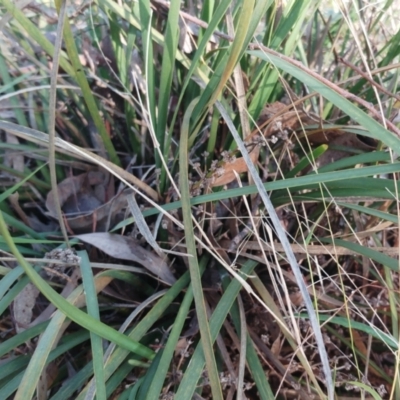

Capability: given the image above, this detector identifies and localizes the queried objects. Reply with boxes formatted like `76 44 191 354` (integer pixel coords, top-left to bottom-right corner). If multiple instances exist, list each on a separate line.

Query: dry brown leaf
207 102 309 189
174 337 190 357
314 132 377 168
210 147 259 188
76 232 176 285
12 283 40 333
350 328 383 378
258 101 343 146
289 290 304 307
37 361 59 400
258 101 309 137
46 171 106 217
5 133 24 173
271 334 283 356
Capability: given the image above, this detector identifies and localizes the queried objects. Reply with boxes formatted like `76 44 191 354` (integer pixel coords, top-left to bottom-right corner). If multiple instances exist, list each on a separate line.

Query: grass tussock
1 1 400 399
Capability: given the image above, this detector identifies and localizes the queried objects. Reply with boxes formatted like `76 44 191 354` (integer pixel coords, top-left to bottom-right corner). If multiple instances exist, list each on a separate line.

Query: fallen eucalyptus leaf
76 232 176 285
46 171 131 233
12 283 40 333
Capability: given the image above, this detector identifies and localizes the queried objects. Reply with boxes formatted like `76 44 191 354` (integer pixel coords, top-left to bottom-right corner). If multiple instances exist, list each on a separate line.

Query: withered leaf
46 171 131 233
76 233 176 285
314 132 377 168
12 283 40 333
46 171 106 218
210 148 259 187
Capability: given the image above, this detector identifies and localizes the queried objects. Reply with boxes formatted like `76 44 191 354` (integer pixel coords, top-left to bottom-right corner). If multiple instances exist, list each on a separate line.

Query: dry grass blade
47 0 69 246
179 100 223 400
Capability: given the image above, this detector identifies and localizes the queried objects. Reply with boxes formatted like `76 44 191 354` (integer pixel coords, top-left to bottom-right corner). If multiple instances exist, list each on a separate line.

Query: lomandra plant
1 0 400 399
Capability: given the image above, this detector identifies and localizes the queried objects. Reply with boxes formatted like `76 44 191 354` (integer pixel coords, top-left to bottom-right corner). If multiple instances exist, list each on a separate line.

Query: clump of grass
1 1 400 399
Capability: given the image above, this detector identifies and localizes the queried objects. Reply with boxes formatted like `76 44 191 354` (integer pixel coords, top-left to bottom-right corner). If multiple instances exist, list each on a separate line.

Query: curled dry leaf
258 101 311 136
46 171 106 217
258 101 342 144
261 101 378 151
76 232 176 285
190 147 261 194
46 171 129 233
314 132 377 168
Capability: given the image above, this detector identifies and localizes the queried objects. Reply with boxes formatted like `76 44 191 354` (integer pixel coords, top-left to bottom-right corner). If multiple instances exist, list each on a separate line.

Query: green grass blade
48 0 69 245
336 202 398 224
14 273 110 400
0 0 74 76
298 313 398 350
0 164 46 203
1 0 119 165
138 0 157 159
74 271 191 399
322 237 399 272
156 0 180 182
0 330 89 396
0 52 28 126
285 144 328 178
0 272 35 318
1 212 48 239
179 100 223 399
225 287 274 399
248 0 316 119
79 251 106 400
116 162 400 225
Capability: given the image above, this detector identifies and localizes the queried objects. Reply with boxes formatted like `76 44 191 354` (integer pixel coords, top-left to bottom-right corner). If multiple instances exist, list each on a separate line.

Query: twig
339 57 400 104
